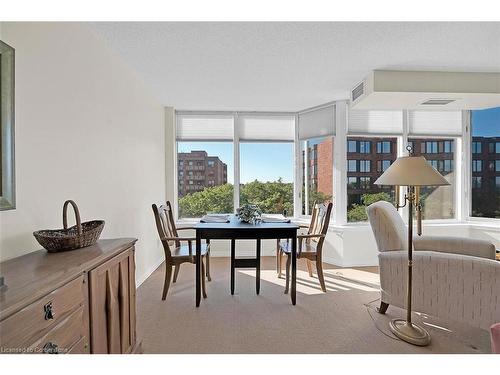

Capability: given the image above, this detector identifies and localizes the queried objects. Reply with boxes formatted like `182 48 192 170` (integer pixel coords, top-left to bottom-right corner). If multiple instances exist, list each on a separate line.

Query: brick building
178 151 227 196
471 136 500 217
346 137 397 207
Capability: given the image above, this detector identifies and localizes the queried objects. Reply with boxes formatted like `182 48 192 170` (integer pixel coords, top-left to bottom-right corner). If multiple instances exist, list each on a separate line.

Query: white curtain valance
176 114 234 141
409 111 462 136
238 115 295 141
298 105 335 140
349 110 404 134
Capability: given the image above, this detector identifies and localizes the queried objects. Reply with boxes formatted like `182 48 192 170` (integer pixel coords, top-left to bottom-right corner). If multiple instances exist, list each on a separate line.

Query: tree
179 183 233 217
240 178 293 214
347 192 392 222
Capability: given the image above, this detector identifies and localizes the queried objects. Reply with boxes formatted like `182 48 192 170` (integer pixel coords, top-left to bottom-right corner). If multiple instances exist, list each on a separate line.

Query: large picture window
408 138 456 219
301 137 333 215
471 107 500 218
346 136 397 222
177 142 233 218
240 142 294 215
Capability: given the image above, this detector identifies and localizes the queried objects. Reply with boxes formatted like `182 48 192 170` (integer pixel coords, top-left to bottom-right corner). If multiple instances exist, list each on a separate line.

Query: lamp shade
374 156 450 187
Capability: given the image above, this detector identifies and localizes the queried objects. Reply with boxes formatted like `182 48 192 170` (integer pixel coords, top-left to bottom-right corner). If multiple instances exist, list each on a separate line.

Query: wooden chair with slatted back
277 202 333 293
152 201 211 301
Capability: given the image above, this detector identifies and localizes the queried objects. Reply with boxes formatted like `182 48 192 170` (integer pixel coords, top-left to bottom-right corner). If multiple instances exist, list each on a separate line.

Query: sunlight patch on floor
238 268 380 295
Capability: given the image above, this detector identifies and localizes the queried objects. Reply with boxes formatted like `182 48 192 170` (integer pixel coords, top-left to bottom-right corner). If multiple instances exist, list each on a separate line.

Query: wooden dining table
194 216 299 307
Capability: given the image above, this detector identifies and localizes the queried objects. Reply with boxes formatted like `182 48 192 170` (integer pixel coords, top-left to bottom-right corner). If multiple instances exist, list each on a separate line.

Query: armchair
367 201 500 331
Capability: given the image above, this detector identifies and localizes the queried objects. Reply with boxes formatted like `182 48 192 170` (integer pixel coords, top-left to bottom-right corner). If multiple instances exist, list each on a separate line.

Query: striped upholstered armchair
367 201 500 332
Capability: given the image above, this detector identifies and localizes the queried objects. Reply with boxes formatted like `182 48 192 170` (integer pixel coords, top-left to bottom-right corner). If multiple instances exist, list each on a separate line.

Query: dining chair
152 201 211 300
277 202 333 293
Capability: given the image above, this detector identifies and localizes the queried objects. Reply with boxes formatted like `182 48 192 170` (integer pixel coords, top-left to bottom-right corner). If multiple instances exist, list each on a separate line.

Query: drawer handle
44 302 55 320
42 342 59 354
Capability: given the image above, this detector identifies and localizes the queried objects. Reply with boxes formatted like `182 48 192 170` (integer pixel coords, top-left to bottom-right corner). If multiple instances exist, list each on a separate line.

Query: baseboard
136 256 164 288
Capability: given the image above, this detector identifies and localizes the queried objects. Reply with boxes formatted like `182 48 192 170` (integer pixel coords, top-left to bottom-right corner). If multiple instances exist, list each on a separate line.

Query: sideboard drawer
29 306 87 354
0 275 85 349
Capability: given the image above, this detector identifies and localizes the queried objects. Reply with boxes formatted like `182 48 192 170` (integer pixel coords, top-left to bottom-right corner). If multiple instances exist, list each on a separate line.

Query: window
377 160 391 172
472 160 483 172
425 141 439 154
496 176 500 189
301 137 333 215
348 160 357 172
346 136 396 222
359 141 371 154
377 141 391 154
409 138 456 219
207 160 215 167
472 141 482 154
472 176 482 189
240 142 294 215
489 141 500 154
471 107 500 218
360 160 371 172
348 140 357 153
177 142 233 218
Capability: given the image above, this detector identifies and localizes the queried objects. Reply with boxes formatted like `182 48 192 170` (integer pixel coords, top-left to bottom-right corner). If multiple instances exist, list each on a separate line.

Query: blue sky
471 107 500 136
178 142 294 184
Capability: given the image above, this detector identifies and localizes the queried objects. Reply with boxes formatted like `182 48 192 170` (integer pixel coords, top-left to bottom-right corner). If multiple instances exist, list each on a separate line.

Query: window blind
348 110 404 134
409 111 462 136
238 115 295 141
176 114 234 141
298 105 335 140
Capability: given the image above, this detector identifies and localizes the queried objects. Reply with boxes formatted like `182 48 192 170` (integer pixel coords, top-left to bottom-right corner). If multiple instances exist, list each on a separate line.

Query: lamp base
389 319 431 346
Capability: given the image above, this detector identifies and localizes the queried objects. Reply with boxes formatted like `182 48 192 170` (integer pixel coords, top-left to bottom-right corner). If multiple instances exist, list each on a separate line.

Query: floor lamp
374 148 449 346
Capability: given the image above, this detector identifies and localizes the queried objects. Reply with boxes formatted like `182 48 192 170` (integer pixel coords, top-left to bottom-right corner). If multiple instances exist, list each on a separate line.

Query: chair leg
278 250 283 278
284 254 291 294
162 263 173 301
173 264 180 283
306 259 313 277
377 301 389 314
205 250 212 282
315 260 327 292
201 259 207 299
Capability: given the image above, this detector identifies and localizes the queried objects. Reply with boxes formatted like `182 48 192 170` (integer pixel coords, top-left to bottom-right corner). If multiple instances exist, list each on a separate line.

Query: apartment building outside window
470 107 500 218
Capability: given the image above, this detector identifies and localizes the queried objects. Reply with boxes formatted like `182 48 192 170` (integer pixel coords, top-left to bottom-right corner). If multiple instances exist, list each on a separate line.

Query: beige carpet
137 257 491 353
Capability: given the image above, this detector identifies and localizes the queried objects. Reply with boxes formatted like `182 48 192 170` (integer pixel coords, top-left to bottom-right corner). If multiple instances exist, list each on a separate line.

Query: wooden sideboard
0 238 141 354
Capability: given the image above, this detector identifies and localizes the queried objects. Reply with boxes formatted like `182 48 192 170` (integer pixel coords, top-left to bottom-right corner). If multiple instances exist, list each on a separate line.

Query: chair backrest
307 202 333 246
366 200 407 252
152 201 179 257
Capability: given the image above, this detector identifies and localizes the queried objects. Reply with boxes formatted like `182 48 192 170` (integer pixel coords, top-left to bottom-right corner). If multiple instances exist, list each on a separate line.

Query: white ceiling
88 22 500 112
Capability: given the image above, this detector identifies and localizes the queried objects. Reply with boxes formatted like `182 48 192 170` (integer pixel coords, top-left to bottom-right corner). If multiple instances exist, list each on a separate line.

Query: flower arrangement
236 204 262 224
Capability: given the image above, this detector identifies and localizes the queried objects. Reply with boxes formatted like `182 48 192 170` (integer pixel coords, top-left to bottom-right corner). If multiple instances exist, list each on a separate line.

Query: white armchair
367 201 500 331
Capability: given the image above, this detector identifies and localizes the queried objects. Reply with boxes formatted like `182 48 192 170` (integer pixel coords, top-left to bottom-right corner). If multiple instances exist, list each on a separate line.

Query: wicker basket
33 200 105 252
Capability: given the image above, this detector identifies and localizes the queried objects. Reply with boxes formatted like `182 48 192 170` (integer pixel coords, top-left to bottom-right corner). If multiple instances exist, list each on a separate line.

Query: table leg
196 231 201 307
291 233 297 305
230 238 235 295
256 239 261 295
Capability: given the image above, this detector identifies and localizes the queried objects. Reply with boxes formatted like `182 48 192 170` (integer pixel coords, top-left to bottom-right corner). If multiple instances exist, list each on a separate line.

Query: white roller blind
176 114 234 141
298 105 335 140
238 115 295 141
348 110 403 134
409 111 462 136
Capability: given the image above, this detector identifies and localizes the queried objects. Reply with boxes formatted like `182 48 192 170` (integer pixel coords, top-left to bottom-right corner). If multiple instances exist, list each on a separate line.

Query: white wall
0 22 166 285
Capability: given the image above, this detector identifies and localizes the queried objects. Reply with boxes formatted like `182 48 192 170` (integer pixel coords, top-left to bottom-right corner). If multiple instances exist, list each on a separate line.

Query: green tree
179 183 234 217
347 192 392 222
240 178 293 215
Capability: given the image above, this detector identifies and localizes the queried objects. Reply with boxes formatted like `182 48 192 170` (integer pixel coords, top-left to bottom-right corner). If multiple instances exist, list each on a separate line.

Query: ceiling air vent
421 99 457 106
351 81 365 102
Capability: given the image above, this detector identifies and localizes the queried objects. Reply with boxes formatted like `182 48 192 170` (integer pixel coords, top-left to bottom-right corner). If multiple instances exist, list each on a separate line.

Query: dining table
194 215 300 307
